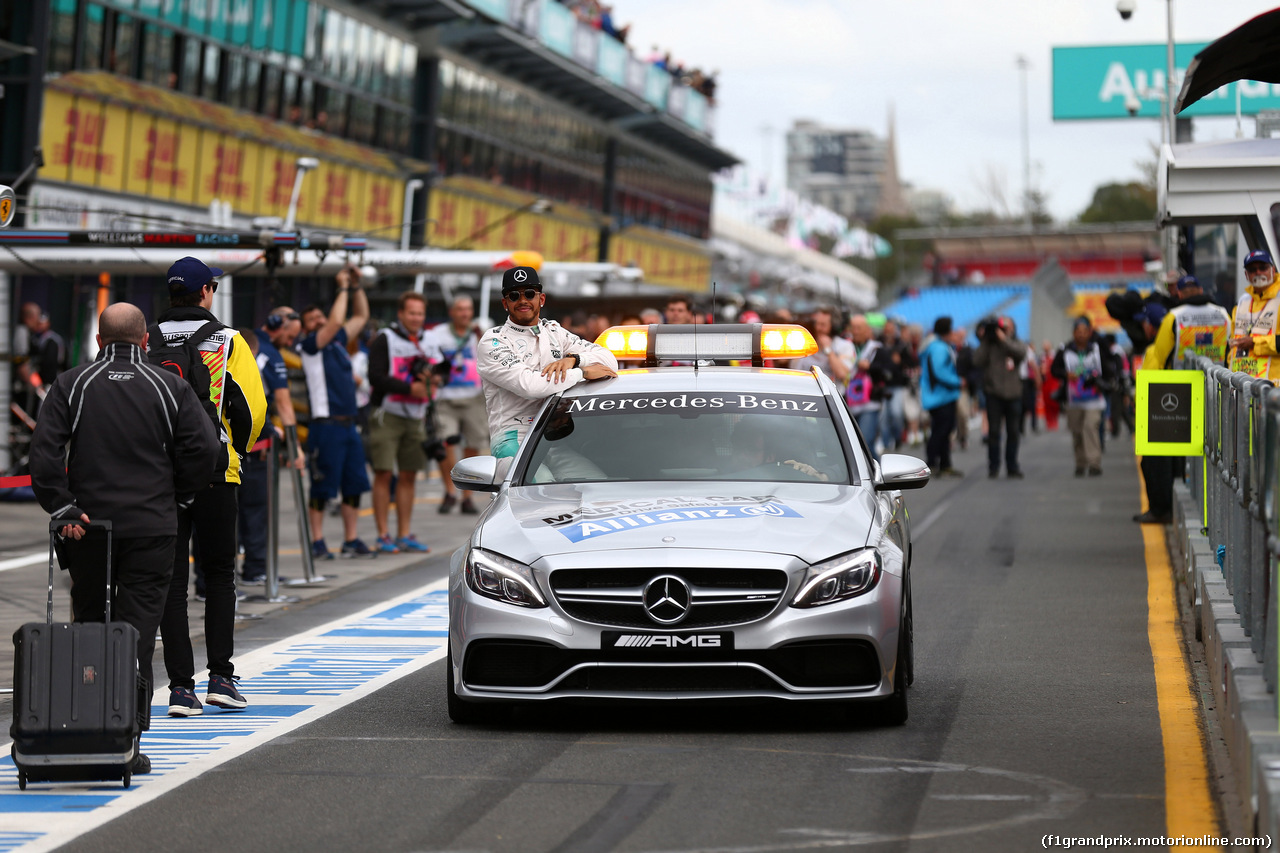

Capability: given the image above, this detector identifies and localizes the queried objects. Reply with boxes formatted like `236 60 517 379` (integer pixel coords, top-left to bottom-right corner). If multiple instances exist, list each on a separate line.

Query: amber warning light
595 324 818 366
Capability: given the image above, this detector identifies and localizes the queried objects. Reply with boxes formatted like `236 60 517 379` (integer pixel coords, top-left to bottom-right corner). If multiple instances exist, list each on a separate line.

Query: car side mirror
875 453 931 491
451 455 502 493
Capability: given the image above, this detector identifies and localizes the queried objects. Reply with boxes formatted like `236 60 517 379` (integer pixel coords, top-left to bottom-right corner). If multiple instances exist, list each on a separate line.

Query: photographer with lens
367 291 440 554
973 315 1030 479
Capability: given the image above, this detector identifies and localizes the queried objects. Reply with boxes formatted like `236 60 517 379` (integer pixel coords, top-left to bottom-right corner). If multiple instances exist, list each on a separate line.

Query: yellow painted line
1137 459 1222 850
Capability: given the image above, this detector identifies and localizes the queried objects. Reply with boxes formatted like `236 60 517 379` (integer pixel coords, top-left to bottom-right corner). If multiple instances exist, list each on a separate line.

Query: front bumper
448 570 901 703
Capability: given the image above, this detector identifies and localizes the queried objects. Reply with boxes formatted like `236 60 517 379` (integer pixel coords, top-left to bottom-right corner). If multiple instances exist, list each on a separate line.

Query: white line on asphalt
0 552 45 573
911 499 952 539
0 576 450 853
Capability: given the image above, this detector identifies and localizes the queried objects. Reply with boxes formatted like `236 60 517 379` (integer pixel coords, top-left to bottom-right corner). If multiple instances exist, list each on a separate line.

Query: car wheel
904 576 915 688
867 597 910 727
446 640 508 725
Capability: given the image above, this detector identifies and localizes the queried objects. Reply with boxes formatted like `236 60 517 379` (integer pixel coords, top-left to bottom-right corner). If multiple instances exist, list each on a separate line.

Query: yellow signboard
38 73 413 232
1135 369 1204 457
427 176 712 291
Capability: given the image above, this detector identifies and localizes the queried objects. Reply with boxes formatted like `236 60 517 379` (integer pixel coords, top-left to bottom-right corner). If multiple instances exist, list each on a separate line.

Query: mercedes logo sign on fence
1136 371 1204 457
0 185 15 228
642 575 692 625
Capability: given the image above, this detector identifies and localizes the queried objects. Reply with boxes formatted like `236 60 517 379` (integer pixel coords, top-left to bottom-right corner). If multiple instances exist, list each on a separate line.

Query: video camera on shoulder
977 315 1009 343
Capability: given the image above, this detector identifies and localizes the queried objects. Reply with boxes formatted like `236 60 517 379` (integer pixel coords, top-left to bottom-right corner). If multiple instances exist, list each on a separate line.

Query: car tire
446 641 508 724
869 598 910 727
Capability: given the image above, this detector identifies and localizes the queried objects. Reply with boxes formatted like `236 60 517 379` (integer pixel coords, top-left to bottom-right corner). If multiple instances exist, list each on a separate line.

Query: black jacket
30 342 220 538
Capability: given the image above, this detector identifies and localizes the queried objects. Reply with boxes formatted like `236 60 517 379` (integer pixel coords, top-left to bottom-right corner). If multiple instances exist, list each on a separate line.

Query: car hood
478 481 878 565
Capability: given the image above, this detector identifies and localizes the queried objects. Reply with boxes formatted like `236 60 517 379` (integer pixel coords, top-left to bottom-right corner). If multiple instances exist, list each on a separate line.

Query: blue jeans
879 387 907 450
854 408 882 460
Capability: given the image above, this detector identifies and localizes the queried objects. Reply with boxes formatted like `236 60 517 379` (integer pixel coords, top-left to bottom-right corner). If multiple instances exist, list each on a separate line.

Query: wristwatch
570 353 581 368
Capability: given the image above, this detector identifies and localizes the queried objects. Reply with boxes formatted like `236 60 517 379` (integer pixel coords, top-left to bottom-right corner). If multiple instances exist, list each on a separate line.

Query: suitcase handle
47 520 113 625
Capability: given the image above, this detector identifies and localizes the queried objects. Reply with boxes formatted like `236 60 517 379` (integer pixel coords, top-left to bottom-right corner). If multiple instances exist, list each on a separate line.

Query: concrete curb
1172 479 1280 836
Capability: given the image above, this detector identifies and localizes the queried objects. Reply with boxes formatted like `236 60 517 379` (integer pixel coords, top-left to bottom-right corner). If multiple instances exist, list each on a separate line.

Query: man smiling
477 266 618 459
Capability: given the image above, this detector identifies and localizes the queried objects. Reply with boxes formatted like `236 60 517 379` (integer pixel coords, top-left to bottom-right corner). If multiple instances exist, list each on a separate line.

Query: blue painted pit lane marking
0 581 450 853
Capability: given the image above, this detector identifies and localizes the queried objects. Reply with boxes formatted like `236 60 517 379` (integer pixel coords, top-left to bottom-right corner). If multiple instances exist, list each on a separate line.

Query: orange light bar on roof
598 325 650 360
760 325 819 359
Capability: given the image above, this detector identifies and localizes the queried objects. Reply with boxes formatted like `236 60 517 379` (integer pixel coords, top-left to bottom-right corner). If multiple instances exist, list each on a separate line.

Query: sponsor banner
541 0 575 58
1135 369 1204 456
597 34 628 87
564 392 825 417
38 73 411 230
608 227 712 292
1052 42 1280 120
543 495 803 542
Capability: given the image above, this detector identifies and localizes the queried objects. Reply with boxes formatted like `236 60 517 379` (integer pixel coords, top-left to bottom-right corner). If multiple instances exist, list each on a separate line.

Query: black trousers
986 395 1023 475
65 533 176 699
161 481 238 690
1141 455 1185 517
237 452 269 579
926 401 957 471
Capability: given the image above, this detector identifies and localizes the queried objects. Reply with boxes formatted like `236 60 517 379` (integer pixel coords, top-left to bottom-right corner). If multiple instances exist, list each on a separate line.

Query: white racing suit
478 318 619 458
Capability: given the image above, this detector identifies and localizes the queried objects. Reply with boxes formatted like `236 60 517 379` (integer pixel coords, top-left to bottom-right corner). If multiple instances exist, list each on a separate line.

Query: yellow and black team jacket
154 307 267 485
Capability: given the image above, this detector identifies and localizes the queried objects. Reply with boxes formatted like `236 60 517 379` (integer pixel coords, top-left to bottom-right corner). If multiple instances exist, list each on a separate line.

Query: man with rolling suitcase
28 303 220 776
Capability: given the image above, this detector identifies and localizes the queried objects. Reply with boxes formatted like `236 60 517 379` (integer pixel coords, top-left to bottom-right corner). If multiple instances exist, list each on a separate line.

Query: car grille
461 639 882 691
549 568 789 629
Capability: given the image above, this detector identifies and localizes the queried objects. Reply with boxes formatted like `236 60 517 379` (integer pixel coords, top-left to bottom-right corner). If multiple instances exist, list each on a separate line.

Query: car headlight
465 549 547 608
791 548 882 607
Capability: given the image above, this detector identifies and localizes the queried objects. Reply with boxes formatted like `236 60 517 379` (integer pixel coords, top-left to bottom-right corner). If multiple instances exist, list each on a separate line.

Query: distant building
785 115 910 225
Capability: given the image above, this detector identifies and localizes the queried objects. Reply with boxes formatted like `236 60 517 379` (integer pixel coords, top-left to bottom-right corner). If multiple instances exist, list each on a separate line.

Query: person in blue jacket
920 316 964 477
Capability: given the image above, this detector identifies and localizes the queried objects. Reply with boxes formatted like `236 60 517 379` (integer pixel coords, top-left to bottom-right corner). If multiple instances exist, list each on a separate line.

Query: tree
1078 181 1156 223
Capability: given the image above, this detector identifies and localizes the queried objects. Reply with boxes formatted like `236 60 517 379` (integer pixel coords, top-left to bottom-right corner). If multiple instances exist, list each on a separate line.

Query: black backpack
147 320 222 428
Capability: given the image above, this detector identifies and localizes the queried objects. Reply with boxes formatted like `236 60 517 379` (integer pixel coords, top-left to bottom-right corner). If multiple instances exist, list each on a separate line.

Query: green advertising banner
1053 42 1280 120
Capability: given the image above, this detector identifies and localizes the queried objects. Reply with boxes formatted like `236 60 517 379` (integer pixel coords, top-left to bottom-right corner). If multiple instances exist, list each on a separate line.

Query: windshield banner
563 393 824 417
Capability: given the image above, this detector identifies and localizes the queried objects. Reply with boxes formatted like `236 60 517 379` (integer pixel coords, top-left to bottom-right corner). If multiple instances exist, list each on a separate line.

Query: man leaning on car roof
478 266 619 458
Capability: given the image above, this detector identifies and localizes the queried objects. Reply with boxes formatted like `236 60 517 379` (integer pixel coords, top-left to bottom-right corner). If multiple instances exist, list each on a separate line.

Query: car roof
559 366 829 398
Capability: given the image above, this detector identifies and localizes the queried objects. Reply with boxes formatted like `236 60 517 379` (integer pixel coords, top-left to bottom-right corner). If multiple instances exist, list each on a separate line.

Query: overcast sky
626 0 1276 223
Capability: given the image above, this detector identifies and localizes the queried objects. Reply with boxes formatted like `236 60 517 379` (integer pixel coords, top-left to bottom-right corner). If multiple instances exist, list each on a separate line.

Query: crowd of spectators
555 0 718 101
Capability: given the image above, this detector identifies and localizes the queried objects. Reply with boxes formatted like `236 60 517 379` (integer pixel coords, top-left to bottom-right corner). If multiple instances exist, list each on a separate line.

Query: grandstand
881 281 1152 346
882 285 1028 336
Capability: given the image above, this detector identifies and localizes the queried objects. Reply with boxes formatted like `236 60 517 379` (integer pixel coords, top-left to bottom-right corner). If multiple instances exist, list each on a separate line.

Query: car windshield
519 390 852 485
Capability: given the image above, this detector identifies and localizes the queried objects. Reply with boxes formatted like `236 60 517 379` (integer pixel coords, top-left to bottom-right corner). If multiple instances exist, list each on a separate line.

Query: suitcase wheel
17 770 26 791
122 768 131 789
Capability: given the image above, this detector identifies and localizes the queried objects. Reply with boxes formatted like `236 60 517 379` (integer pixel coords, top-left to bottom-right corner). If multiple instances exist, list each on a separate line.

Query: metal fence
1184 355 1278 698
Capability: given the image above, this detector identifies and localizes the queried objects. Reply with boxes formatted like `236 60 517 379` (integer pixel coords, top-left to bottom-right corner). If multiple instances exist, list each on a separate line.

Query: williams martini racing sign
543 495 803 543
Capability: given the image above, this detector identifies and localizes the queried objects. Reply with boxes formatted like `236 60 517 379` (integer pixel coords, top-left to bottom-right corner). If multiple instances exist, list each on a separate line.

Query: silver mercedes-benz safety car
447 323 929 725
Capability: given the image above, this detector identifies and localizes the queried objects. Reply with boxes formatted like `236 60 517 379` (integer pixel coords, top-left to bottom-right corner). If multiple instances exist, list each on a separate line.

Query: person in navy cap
152 256 266 717
1230 249 1280 379
1136 275 1230 525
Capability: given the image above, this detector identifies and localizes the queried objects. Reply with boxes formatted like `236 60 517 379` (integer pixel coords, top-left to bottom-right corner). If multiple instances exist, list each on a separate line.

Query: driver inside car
729 420 829 482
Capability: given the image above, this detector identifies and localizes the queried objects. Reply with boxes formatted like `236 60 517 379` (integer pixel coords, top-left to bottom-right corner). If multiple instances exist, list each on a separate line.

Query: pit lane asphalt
57 428 1176 853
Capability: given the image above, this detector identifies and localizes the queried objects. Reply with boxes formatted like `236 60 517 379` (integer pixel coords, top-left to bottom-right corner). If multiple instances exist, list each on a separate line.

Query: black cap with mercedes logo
501 265 542 297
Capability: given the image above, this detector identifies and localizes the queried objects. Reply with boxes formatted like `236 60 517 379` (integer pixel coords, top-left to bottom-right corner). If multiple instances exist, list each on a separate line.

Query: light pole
401 178 424 251
1016 55 1032 228
283 157 319 232
1118 0 1178 272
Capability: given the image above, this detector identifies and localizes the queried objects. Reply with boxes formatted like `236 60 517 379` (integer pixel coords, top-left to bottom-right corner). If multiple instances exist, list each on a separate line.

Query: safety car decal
543 496 803 542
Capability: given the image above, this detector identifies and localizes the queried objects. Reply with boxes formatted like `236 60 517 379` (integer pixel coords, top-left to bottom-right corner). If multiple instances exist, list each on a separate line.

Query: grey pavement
0 466 478 693
54 423 1220 853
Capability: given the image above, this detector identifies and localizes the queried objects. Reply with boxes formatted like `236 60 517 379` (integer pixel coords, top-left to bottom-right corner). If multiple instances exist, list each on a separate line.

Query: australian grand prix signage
1053 43 1280 120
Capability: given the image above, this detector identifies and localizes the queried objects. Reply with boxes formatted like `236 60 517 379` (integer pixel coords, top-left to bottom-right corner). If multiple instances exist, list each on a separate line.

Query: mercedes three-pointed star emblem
642 575 692 625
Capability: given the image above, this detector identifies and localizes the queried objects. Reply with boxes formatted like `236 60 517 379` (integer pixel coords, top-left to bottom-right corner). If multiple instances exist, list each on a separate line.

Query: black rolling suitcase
10 520 147 790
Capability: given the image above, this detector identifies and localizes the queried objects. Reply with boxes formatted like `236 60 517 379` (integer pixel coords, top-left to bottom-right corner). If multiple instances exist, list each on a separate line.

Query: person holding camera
973 315 1030 479
424 296 488 515
366 291 440 554
1050 316 1116 477
298 265 371 559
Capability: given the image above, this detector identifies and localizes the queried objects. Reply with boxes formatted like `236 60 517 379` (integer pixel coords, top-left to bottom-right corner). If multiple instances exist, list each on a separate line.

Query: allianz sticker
543 495 802 543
